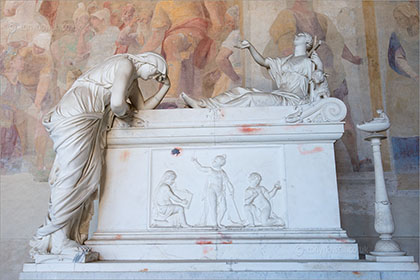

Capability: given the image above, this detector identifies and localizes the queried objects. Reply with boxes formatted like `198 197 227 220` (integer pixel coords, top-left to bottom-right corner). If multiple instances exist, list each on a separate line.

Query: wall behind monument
1 0 418 184
0 1 418 279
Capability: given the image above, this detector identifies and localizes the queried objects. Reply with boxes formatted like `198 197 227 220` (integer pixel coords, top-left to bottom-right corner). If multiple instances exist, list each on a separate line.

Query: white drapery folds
29 52 167 256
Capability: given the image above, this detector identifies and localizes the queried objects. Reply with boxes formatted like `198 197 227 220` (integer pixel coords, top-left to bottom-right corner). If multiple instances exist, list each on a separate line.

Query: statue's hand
310 51 319 59
236 40 251 49
310 51 323 68
274 181 282 190
115 114 145 128
115 104 145 127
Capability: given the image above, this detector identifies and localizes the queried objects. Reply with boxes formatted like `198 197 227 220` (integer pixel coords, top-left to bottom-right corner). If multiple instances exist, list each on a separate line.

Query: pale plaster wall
0 173 49 280
1 172 418 280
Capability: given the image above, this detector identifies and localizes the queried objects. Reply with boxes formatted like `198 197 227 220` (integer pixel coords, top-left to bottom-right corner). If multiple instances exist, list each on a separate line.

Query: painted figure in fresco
192 155 242 227
0 48 29 170
267 0 362 171
29 53 170 257
1 0 51 54
18 33 54 179
152 170 190 227
0 1 53 175
51 3 94 97
38 0 60 29
212 5 242 97
386 2 419 179
136 8 154 50
86 1 99 15
80 9 120 70
103 1 123 28
141 0 225 99
388 3 419 82
115 4 141 54
244 173 284 227
181 33 324 108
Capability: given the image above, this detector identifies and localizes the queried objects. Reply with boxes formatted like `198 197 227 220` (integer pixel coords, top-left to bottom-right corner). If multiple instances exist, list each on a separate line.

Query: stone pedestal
86 105 359 261
363 134 412 263
33 251 99 264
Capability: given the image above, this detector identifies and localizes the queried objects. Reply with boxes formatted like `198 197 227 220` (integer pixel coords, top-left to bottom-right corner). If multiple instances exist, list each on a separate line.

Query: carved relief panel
149 146 288 230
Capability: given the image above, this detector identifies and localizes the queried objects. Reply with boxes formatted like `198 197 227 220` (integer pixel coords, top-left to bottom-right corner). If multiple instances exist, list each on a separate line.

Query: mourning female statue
181 32 327 108
29 52 170 259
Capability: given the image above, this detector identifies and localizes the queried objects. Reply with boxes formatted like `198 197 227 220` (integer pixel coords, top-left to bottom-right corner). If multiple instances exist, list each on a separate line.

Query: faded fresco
0 0 241 180
376 1 419 189
0 0 418 188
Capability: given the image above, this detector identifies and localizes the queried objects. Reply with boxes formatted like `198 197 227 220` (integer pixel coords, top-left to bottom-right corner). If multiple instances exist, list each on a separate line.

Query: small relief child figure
192 155 243 227
244 172 285 227
310 69 330 102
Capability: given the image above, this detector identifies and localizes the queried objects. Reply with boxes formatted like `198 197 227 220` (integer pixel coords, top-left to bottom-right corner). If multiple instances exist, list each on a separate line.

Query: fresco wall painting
0 0 418 189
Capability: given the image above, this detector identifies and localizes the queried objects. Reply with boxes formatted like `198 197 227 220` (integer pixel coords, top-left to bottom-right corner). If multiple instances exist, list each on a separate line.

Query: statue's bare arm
126 80 142 110
244 188 257 205
140 76 171 110
110 59 135 117
267 181 282 199
167 187 185 205
238 40 269 68
191 157 211 173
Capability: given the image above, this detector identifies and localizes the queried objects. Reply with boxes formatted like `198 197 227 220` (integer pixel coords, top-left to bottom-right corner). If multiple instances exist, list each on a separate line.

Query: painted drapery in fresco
385 2 419 189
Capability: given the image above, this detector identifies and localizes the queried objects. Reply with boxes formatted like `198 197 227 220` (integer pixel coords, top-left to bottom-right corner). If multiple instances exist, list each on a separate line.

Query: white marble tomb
85 98 360 261
20 100 420 279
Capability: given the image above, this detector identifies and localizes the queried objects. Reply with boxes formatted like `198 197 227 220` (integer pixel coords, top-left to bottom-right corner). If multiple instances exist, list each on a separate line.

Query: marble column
356 110 414 262
365 134 406 259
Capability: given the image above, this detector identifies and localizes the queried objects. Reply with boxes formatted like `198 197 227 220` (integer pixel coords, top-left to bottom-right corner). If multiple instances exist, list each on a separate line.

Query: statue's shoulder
110 55 135 72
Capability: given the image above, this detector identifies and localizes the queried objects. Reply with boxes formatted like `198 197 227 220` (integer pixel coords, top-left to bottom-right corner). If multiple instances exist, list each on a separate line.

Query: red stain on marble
239 125 262 133
352 271 361 275
216 232 232 244
196 240 213 245
115 234 122 240
335 238 348 244
120 150 130 161
298 145 323 155
203 247 214 255
284 123 304 130
171 147 182 157
140 268 149 272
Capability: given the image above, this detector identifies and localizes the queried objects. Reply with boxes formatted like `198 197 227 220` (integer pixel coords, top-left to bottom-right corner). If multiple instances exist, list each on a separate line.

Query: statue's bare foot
181 92 202 108
51 238 90 255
